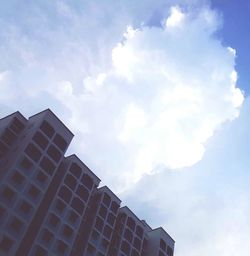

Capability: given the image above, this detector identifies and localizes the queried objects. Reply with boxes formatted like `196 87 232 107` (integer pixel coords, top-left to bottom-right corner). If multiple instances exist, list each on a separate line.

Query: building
0 109 175 256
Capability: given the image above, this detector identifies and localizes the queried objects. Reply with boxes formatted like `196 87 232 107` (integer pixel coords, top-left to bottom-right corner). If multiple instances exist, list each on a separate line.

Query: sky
0 0 250 255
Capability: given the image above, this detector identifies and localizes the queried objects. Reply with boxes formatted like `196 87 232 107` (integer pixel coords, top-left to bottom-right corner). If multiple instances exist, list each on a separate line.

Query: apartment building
0 109 174 256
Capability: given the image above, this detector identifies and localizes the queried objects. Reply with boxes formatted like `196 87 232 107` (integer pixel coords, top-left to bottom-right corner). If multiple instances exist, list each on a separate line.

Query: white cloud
165 6 185 28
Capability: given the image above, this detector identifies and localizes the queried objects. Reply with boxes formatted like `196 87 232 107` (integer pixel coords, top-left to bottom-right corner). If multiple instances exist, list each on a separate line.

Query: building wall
0 109 175 256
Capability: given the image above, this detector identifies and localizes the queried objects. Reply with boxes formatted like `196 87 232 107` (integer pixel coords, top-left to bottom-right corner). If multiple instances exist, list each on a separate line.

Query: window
101 239 109 251
10 171 25 187
124 229 133 243
1 128 16 145
40 121 54 138
99 205 107 219
103 193 111 207
33 131 49 150
54 199 66 214
47 145 61 162
160 239 166 251
71 197 85 215
9 216 23 234
1 186 16 205
27 185 40 201
48 213 60 229
20 157 33 171
136 226 143 239
69 163 81 178
36 171 48 185
121 241 130 255
34 245 47 256
133 237 141 251
131 249 140 256
0 205 6 222
53 134 67 151
95 217 104 232
25 143 42 162
56 240 68 255
81 174 93 190
76 185 89 202
127 217 135 231
67 210 79 225
62 225 73 240
87 244 95 254
41 229 54 244
107 213 115 226
0 235 14 253
19 200 33 216
40 157 55 176
110 201 119 214
10 117 24 134
58 186 72 203
91 230 99 240
0 141 8 156
167 246 173 256
158 251 165 256
64 174 77 191
103 225 112 240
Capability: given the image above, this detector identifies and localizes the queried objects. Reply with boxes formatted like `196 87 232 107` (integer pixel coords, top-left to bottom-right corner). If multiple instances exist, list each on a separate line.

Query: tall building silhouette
0 109 174 256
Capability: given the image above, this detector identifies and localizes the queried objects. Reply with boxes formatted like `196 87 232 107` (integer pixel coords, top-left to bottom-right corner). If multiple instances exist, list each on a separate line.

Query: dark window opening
124 229 133 243
19 200 33 215
111 201 119 214
160 239 166 251
95 217 104 232
103 225 112 240
0 205 6 222
20 157 33 171
167 246 173 256
87 244 95 254
1 128 16 145
53 134 67 151
34 245 47 256
101 239 109 251
69 163 81 178
58 186 72 203
47 145 61 162
48 213 60 228
71 197 85 215
54 199 66 214
68 210 79 225
0 235 14 252
56 240 68 255
91 230 99 240
121 241 130 255
103 193 111 207
9 216 23 233
40 157 55 176
133 237 141 251
33 131 49 150
107 213 115 226
41 229 54 244
99 205 107 219
158 250 165 256
1 186 16 203
127 217 135 231
76 185 89 202
132 249 140 256
10 117 25 134
36 171 47 185
27 185 40 200
40 121 54 138
136 226 143 239
64 174 77 191
81 174 93 190
0 141 8 156
25 143 42 162
11 171 25 187
62 225 73 239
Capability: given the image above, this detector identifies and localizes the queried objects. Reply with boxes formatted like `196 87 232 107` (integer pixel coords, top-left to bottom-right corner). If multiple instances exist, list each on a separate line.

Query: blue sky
0 1 250 255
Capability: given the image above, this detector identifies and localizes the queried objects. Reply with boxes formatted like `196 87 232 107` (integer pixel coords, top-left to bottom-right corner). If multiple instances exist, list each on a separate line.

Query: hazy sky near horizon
0 1 250 255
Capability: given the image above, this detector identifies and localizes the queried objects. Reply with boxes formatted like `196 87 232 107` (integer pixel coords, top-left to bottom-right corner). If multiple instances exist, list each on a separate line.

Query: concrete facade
0 109 174 256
